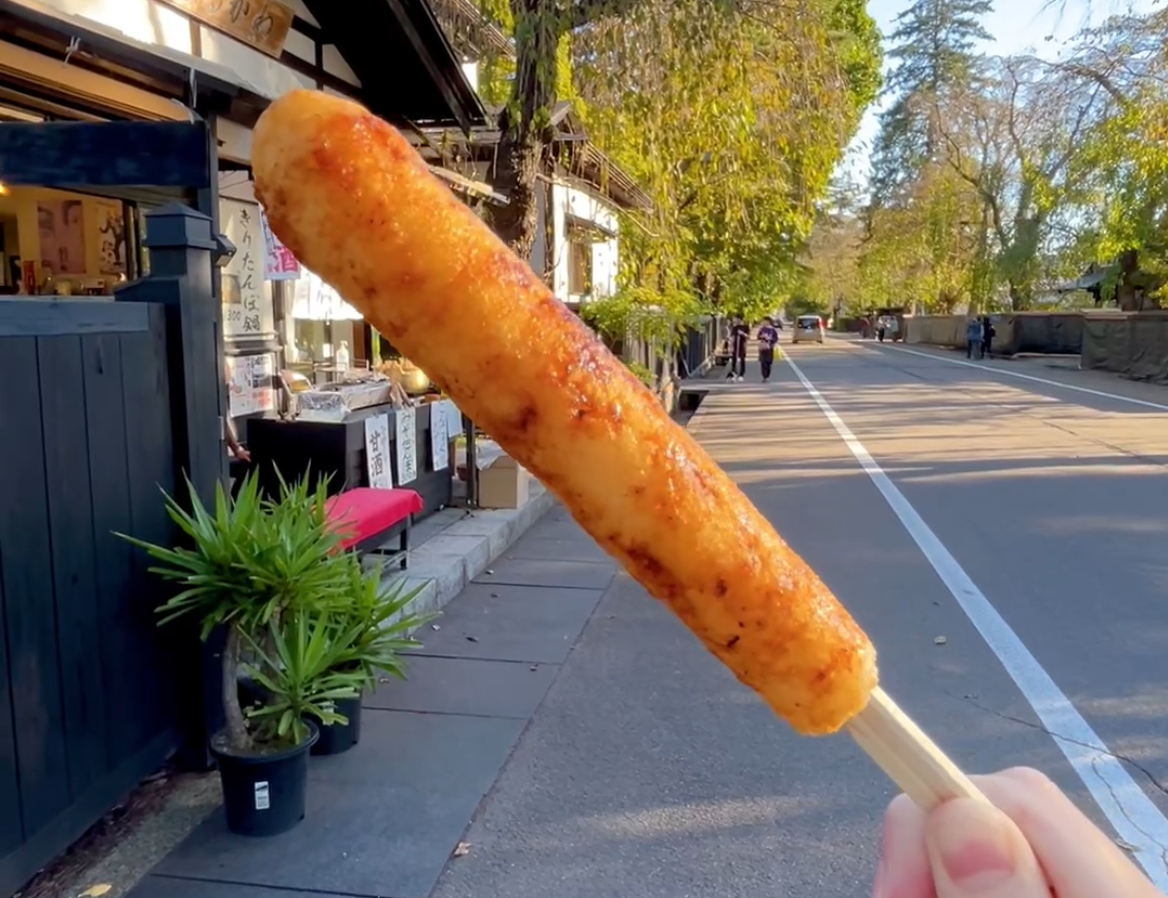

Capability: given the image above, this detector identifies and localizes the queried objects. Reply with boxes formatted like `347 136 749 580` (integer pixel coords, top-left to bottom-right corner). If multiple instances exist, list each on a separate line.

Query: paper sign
430 403 449 470
365 414 393 489
226 353 275 418
443 400 464 438
395 406 418 485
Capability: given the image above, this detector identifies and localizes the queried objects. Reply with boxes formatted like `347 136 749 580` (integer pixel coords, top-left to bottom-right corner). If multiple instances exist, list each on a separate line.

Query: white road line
784 353 1168 889
879 343 1168 412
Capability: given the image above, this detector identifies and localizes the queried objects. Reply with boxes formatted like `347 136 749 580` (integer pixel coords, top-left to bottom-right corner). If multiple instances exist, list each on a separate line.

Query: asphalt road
431 337 1168 897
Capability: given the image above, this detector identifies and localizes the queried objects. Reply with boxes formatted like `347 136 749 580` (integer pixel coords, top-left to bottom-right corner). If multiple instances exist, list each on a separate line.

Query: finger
875 793 937 898
973 768 1162 898
925 797 1050 898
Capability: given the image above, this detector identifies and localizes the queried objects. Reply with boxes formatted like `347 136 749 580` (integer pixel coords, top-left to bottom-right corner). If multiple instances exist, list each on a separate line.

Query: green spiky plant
118 472 422 755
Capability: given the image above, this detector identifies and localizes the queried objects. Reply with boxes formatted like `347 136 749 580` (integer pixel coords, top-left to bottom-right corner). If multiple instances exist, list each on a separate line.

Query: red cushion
325 488 423 550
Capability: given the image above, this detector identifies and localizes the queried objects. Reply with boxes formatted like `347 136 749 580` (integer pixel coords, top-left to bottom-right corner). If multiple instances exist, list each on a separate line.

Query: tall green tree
869 0 993 208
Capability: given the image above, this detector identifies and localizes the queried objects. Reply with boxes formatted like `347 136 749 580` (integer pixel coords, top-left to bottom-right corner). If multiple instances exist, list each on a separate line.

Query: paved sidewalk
125 504 618 898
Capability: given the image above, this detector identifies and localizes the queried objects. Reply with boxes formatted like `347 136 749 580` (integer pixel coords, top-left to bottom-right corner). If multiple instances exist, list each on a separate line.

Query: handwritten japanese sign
365 414 393 490
430 403 449 470
158 0 294 58
395 407 418 485
261 209 300 281
220 199 271 339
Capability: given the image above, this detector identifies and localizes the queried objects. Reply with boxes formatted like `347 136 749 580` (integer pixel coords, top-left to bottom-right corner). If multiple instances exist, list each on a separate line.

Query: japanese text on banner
395 407 418 485
365 414 393 490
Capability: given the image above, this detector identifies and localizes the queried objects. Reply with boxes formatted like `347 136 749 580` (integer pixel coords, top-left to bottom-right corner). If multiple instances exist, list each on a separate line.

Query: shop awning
302 0 488 131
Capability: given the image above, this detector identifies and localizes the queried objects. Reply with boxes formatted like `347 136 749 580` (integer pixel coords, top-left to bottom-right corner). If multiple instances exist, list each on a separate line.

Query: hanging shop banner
365 414 393 490
291 267 363 321
261 209 300 281
395 406 418 485
220 198 274 338
430 403 449 470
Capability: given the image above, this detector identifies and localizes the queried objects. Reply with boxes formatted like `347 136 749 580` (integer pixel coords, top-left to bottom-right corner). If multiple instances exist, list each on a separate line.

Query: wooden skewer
846 687 990 809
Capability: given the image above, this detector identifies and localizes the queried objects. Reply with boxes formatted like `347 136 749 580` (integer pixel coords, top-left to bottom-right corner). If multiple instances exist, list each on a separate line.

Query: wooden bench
324 487 423 569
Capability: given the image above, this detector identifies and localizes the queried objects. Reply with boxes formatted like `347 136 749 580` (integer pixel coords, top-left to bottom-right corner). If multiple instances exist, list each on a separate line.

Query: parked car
792 315 826 344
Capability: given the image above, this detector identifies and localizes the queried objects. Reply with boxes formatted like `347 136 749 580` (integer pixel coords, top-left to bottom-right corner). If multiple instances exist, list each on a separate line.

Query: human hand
875 767 1163 898
235 447 251 463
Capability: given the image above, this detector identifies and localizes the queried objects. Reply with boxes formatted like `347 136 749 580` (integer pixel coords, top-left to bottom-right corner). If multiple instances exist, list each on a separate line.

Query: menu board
364 414 393 489
430 403 449 470
226 353 275 418
395 406 418 485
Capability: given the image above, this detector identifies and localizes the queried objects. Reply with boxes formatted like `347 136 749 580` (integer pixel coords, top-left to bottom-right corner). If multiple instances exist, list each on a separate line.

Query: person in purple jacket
757 316 781 382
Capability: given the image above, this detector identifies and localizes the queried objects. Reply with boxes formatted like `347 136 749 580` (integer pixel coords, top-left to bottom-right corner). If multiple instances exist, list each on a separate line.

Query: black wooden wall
0 299 181 897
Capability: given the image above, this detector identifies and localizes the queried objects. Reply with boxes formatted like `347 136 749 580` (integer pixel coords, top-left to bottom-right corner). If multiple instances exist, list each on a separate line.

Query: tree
869 0 993 208
937 56 1108 308
571 0 880 339
1058 9 1168 308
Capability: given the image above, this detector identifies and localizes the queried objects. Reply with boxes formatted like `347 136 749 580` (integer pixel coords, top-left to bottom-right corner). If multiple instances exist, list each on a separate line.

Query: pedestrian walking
877 316 887 342
725 316 749 381
757 316 780 382
981 315 995 357
966 316 984 359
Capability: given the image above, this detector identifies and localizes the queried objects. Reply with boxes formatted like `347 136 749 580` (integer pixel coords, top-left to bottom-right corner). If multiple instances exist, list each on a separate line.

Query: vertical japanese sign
220 199 270 339
365 414 393 490
430 403 449 470
395 406 418 485
261 209 300 281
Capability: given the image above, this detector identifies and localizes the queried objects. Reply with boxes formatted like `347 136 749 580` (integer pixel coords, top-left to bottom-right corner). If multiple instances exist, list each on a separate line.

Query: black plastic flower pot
210 722 318 837
311 694 363 756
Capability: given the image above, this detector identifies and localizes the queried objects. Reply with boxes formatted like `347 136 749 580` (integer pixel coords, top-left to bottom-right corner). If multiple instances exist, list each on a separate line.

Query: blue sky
845 0 1157 179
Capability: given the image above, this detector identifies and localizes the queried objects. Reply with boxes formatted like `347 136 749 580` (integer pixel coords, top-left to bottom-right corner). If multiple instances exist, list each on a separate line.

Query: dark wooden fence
0 300 180 895
0 203 228 896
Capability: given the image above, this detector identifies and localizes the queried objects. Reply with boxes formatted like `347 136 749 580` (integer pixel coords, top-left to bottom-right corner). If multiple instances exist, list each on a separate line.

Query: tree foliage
470 0 880 348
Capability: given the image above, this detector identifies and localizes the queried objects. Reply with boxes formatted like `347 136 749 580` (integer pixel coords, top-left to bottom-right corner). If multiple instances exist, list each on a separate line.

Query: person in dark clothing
725 316 749 381
981 315 995 357
756 316 780 382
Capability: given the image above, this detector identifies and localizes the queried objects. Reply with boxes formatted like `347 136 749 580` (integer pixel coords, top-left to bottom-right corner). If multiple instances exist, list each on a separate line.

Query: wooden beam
0 122 211 188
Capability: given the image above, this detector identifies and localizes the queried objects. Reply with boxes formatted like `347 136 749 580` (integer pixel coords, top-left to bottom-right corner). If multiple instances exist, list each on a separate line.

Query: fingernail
930 800 1017 892
872 856 887 898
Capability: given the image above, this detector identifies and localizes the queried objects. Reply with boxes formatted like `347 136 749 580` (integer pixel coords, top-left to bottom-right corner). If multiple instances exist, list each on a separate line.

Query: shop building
0 0 486 408
0 2 488 894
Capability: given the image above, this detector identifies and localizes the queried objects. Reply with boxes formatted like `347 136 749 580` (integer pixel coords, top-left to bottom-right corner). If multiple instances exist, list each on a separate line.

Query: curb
395 485 557 625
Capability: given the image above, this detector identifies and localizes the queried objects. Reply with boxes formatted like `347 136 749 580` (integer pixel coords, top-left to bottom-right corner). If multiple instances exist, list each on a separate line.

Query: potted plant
310 564 432 756
120 473 363 836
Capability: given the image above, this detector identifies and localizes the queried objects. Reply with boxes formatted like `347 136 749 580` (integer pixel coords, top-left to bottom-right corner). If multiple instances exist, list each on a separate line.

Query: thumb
925 798 1051 898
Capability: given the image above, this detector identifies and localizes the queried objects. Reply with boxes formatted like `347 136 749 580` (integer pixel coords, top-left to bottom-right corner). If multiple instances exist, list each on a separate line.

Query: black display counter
247 402 454 517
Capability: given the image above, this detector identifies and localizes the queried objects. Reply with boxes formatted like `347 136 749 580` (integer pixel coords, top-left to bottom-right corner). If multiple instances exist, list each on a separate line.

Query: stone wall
904 312 1083 355
1081 312 1168 383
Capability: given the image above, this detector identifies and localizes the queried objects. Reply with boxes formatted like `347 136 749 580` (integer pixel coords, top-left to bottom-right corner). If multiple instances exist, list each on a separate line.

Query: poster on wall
261 210 300 281
430 403 449 470
226 353 276 418
95 200 127 275
365 414 393 490
220 199 272 338
37 199 87 275
395 406 418 485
